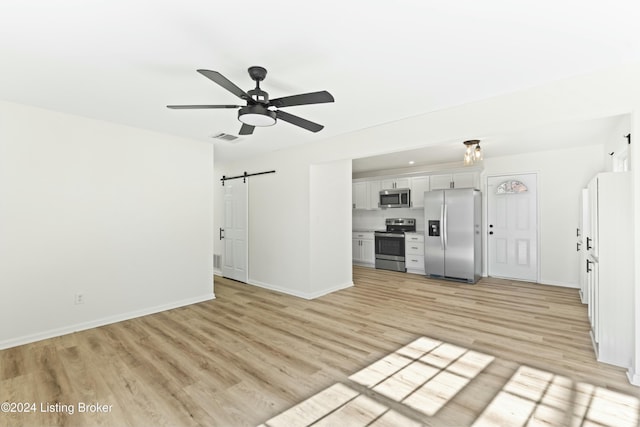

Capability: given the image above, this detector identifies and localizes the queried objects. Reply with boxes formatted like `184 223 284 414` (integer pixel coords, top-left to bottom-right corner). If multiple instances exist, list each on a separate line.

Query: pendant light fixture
463 139 483 166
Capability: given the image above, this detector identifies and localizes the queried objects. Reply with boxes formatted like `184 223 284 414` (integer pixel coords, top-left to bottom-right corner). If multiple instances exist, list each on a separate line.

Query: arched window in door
496 180 528 194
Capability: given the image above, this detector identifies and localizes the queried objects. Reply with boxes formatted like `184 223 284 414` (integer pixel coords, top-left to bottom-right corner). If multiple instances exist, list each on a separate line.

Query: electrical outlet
74 293 84 305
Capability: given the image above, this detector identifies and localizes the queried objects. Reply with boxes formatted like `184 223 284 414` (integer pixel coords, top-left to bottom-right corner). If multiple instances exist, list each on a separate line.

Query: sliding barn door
222 180 248 283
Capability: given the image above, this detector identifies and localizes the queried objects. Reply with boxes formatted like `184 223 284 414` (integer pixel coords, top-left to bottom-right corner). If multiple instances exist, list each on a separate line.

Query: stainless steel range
374 218 416 272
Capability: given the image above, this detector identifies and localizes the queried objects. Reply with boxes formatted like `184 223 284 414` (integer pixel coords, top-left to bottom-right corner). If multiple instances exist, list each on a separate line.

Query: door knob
489 224 494 228
489 231 494 235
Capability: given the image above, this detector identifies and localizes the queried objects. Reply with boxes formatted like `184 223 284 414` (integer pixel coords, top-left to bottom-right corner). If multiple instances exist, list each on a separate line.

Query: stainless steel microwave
379 188 411 208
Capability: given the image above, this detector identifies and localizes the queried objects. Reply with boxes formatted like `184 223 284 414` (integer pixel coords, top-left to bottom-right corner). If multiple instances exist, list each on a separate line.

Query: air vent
211 133 240 142
213 254 222 269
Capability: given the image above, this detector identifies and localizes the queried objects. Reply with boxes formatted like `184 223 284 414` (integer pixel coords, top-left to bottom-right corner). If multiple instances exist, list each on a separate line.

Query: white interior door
222 180 248 282
487 173 538 282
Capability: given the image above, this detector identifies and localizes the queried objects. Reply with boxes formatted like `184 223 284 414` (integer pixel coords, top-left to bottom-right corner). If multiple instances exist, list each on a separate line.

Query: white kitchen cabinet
584 172 632 368
352 182 369 209
353 180 383 210
453 172 478 189
380 177 411 190
409 176 429 208
429 172 479 190
577 188 589 304
429 174 453 190
368 180 381 209
352 232 375 265
405 233 425 275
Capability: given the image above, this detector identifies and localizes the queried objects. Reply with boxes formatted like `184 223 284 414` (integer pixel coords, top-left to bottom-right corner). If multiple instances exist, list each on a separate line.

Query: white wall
0 101 214 349
630 109 640 386
482 145 605 287
604 115 632 171
309 160 353 296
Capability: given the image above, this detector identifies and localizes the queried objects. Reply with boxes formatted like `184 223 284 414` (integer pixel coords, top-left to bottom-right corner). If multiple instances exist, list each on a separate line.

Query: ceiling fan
167 66 334 135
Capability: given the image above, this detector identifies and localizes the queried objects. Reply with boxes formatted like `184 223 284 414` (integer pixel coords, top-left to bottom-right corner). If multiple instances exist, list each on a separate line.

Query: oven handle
375 232 405 238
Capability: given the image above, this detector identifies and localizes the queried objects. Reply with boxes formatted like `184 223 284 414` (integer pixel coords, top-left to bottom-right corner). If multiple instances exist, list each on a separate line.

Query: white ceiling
1 1 639 164
353 114 628 174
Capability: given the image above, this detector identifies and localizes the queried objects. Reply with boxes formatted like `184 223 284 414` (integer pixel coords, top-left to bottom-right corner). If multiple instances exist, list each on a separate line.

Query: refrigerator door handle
443 204 448 250
440 204 445 249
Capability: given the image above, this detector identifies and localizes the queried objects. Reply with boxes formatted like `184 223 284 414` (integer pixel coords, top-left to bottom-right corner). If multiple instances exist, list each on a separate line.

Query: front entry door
487 173 538 282
222 180 248 282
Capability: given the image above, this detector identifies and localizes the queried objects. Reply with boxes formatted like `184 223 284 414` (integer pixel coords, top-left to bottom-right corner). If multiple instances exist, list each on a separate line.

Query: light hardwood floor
1 266 639 426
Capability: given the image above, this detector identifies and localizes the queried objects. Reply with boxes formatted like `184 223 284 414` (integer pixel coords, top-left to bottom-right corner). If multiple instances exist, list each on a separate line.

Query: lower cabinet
405 233 425 275
352 232 375 266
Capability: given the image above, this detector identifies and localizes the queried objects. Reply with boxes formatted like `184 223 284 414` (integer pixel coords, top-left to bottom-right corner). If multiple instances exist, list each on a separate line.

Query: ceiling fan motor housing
248 88 269 103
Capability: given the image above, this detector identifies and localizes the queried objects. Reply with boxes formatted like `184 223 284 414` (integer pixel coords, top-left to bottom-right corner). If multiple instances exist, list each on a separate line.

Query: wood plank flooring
1 266 639 426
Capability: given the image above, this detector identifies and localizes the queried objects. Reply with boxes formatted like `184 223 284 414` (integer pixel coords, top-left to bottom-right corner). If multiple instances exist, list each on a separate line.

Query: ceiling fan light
238 105 276 127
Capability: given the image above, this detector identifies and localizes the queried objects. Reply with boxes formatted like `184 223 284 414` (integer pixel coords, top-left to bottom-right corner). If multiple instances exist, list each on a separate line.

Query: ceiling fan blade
239 124 255 135
269 91 334 108
166 104 240 109
197 69 254 103
276 110 324 132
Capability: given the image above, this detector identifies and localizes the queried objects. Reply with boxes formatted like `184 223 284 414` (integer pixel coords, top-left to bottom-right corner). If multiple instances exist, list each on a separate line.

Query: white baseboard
0 293 215 350
538 279 579 289
627 369 640 387
247 279 353 300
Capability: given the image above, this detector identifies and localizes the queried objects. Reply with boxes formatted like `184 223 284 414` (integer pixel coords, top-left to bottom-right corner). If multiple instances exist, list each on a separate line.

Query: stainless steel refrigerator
424 188 481 283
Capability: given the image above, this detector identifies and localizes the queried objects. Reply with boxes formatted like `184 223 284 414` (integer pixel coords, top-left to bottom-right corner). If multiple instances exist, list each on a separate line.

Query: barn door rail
221 170 275 186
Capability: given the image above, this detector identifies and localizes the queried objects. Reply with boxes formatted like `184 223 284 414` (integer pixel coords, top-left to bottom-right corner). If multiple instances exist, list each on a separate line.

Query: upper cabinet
352 182 369 209
380 177 411 190
352 180 383 210
410 176 430 208
353 170 479 210
429 172 479 190
369 180 381 209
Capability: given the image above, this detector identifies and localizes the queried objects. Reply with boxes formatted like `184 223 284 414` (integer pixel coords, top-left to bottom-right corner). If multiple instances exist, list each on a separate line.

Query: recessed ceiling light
408 161 415 165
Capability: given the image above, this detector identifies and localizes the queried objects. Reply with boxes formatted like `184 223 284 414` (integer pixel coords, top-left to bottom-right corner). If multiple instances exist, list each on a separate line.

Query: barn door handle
219 228 225 240
586 259 593 273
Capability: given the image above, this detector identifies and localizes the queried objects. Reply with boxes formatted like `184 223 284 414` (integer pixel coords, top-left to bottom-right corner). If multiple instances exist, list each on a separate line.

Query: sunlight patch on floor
472 365 640 427
258 337 640 427
350 337 494 416
260 337 493 426
472 366 573 426
573 382 640 427
258 383 422 427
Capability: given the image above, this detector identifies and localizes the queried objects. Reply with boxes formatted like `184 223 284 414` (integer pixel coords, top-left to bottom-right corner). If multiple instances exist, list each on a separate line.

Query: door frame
484 172 540 282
